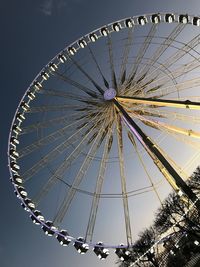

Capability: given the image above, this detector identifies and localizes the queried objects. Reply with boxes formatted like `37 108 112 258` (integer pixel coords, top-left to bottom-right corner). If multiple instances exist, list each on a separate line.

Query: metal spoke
125 29 193 97
142 60 199 96
33 113 106 204
67 55 104 95
38 88 97 103
116 111 132 245
134 23 186 82
54 71 99 98
21 112 80 135
183 150 200 174
131 32 200 92
18 115 93 158
161 32 200 68
106 34 118 90
138 116 200 139
127 129 163 205
165 131 200 150
150 134 189 180
126 107 166 119
128 106 200 124
172 58 200 79
28 104 88 113
22 112 105 182
53 117 112 224
150 77 200 98
125 24 157 88
119 27 134 89
87 44 109 88
85 112 113 242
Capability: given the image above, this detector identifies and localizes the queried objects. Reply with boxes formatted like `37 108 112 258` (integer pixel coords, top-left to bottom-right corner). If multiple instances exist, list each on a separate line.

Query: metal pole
116 96 200 110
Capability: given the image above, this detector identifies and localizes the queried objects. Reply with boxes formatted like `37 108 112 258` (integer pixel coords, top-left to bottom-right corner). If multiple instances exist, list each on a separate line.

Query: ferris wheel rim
8 12 200 262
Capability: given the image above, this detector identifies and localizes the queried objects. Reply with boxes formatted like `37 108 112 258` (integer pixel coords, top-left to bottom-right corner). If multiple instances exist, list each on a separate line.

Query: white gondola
93 242 109 260
57 230 71 246
125 18 134 28
138 16 147 25
193 16 200 26
13 174 22 185
165 13 175 23
151 14 161 24
12 124 22 135
41 71 50 80
78 39 87 48
17 186 28 198
10 161 20 172
10 148 19 160
10 176 21 186
74 237 89 254
25 198 35 210
19 198 35 211
100 27 109 36
112 22 121 32
16 112 25 123
179 14 189 24
89 33 98 42
21 102 30 112
27 91 35 100
42 221 57 236
115 244 131 262
33 81 42 90
49 63 58 71
30 210 45 225
11 174 22 187
10 136 19 147
58 54 67 63
68 47 76 56
21 198 35 211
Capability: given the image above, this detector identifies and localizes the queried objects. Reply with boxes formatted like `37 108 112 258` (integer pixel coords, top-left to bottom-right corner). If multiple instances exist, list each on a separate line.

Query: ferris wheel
8 12 200 263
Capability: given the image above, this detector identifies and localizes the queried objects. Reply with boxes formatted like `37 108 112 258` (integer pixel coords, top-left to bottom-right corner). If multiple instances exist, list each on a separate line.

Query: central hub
103 88 117 100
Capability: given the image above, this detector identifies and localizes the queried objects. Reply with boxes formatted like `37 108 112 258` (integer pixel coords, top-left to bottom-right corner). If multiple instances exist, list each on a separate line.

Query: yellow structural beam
136 116 200 139
116 96 200 110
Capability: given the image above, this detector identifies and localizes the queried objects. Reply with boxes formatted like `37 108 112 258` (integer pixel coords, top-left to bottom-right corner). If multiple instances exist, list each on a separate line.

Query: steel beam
116 96 200 110
113 99 200 212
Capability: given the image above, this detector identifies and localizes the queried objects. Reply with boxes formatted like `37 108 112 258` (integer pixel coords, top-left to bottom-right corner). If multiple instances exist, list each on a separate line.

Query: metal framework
8 12 200 264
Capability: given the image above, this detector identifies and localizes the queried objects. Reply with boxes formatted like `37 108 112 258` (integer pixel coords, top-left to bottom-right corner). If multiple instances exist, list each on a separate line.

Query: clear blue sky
1 1 200 267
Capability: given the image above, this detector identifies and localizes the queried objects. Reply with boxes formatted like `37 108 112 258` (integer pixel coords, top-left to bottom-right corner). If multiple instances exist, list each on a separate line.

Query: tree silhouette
117 166 200 267
133 227 160 267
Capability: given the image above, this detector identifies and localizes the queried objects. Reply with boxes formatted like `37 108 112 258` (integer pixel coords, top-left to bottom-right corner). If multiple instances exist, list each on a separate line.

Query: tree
166 249 187 267
133 227 160 267
117 167 200 267
188 166 200 193
154 194 200 240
